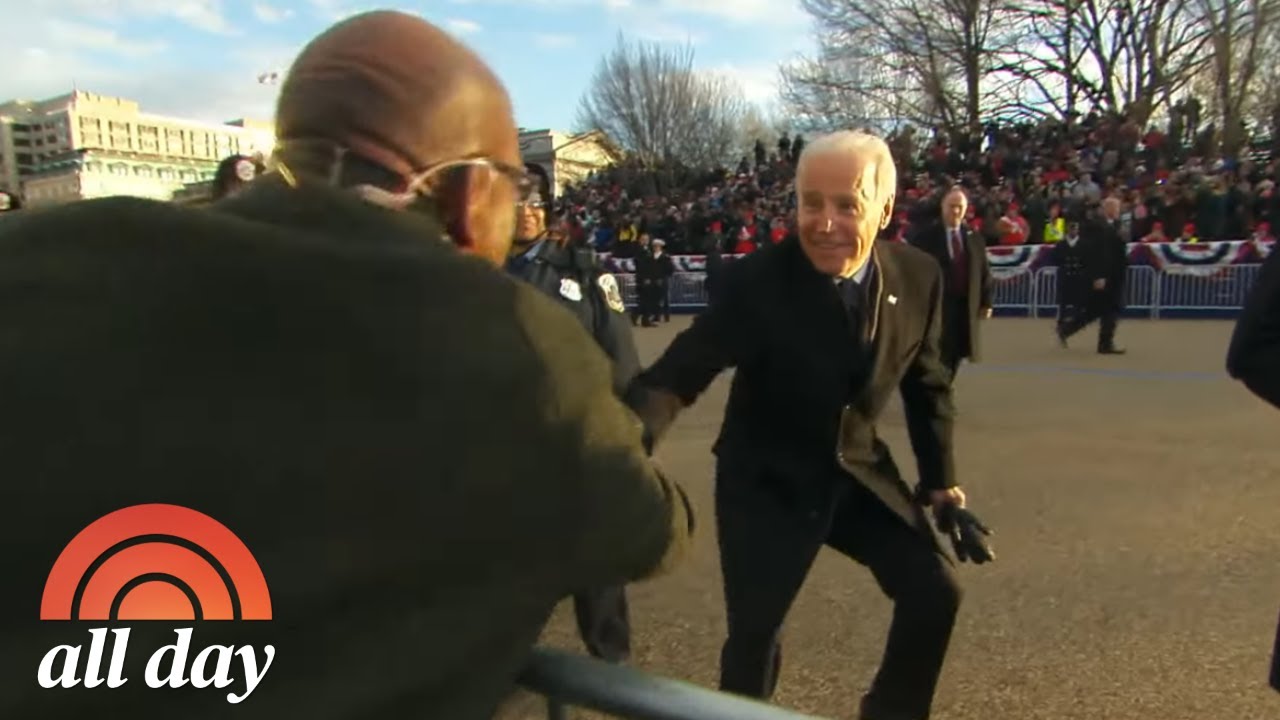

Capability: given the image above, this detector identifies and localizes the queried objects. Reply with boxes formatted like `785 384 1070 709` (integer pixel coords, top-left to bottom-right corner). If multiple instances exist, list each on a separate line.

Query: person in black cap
505 160 642 663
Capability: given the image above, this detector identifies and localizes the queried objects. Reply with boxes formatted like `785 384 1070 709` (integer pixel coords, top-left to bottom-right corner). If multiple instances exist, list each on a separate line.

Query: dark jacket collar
211 174 450 251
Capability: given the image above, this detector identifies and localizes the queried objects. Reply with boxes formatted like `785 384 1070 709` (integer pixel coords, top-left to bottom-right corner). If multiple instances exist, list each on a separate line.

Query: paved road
516 318 1280 720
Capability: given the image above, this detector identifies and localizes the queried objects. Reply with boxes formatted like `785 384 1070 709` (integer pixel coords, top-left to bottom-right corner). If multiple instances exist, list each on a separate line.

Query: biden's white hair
796 130 898 202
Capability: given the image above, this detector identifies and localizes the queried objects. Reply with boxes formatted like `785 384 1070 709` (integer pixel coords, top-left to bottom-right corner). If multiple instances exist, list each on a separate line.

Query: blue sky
0 0 815 131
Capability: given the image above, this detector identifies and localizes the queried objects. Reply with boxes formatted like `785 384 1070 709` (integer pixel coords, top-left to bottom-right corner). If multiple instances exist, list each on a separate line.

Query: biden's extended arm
899 267 958 491
629 263 754 449
1226 249 1280 410
515 285 694 586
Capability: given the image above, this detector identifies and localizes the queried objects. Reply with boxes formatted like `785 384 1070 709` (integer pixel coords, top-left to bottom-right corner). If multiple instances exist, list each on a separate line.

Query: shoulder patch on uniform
598 273 626 313
559 277 583 302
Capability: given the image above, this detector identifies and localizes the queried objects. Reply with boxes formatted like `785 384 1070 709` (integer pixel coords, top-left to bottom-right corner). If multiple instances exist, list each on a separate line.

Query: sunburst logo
37 504 275 703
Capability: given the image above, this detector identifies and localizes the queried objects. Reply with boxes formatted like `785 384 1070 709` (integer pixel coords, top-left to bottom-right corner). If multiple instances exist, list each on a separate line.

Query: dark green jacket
0 177 692 719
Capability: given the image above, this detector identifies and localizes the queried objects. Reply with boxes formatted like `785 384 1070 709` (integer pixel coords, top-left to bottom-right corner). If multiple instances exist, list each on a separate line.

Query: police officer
505 161 640 663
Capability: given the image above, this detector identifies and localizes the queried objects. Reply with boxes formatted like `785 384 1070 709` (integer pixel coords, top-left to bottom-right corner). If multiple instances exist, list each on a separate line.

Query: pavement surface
506 317 1280 720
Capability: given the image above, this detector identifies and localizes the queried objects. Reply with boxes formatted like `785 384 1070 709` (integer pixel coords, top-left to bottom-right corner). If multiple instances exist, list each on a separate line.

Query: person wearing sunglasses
505 161 642 665
0 11 692 720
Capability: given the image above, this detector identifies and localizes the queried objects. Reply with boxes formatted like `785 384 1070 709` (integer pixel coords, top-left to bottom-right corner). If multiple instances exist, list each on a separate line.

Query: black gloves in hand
936 505 996 564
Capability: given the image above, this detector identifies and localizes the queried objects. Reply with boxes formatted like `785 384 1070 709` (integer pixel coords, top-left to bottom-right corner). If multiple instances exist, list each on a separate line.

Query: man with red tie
910 186 994 379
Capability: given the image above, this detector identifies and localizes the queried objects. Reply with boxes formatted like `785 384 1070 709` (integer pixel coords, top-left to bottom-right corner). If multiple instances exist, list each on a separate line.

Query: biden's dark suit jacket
634 236 956 528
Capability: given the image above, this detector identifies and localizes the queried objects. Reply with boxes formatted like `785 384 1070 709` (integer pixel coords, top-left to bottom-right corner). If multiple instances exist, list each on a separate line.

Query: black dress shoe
1055 326 1068 348
1097 346 1127 355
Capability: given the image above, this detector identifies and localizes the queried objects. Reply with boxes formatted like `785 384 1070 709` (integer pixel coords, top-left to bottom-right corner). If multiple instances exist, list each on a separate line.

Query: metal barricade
669 272 709 309
618 273 638 308
1155 264 1262 317
1124 266 1159 316
1031 266 1057 318
989 270 1035 316
614 264 1265 318
614 272 707 311
518 646 827 720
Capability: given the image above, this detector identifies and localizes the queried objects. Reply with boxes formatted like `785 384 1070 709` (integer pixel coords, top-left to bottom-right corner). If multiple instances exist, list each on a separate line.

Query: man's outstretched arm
515 285 695 588
628 263 755 448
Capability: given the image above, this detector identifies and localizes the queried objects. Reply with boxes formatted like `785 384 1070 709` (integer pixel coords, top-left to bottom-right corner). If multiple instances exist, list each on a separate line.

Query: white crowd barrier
616 265 1264 318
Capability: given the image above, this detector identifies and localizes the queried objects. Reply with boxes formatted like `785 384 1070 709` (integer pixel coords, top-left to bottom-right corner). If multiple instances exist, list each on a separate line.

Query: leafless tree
734 104 791 158
778 38 921 134
1000 0 1215 125
576 33 749 169
782 0 1029 140
1192 0 1280 154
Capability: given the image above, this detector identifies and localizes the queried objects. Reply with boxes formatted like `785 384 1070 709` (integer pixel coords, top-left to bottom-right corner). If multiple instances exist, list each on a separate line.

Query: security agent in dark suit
1057 197 1128 354
506 162 640 663
909 186 993 379
628 132 994 720
1224 246 1280 692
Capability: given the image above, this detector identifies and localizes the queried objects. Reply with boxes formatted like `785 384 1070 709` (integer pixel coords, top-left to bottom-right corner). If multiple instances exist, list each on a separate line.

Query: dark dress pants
573 586 631 663
940 296 970 382
1059 291 1120 350
715 470 962 720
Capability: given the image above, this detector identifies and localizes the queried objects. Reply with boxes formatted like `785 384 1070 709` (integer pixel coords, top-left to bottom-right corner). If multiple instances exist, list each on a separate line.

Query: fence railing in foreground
615 264 1264 317
518 646 828 720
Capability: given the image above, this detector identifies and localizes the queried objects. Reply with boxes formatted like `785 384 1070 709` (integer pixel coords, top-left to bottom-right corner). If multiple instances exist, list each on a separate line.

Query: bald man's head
276 10 517 176
794 131 897 277
272 11 523 266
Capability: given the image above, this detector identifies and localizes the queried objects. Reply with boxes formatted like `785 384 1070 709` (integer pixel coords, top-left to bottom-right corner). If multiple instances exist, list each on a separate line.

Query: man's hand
1093 278 1107 290
928 486 966 509
981 307 993 319
929 488 996 564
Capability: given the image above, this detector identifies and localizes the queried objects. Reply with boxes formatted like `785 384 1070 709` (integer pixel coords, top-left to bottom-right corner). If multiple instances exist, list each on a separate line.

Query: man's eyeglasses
407 156 536 208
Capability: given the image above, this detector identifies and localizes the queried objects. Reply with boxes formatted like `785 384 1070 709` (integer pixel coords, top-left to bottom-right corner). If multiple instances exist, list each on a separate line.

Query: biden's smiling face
796 151 893 277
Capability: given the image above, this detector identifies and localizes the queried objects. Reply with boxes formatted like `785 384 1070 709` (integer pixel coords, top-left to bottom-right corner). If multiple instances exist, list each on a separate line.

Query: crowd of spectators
552 109 1280 258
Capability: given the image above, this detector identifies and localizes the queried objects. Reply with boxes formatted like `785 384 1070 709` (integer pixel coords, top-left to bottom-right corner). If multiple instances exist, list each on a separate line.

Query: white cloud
45 19 168 58
0 0 239 35
630 20 704 45
532 33 577 49
711 63 783 107
446 18 483 34
656 0 806 26
166 0 237 34
252 3 295 23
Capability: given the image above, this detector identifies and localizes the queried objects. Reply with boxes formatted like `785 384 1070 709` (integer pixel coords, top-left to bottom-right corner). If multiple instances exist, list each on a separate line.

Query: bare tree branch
575 33 749 169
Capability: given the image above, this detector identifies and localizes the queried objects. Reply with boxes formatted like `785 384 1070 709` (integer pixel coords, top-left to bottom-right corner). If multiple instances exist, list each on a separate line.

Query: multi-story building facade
518 128 618 196
0 90 274 208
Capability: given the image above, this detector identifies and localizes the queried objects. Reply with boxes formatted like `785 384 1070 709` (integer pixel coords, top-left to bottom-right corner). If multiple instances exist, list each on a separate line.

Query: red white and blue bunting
599 240 1270 276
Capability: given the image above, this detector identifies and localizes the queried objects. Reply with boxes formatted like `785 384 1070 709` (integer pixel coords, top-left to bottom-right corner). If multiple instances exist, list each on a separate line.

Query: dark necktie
837 277 861 313
949 228 968 292
837 277 866 343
